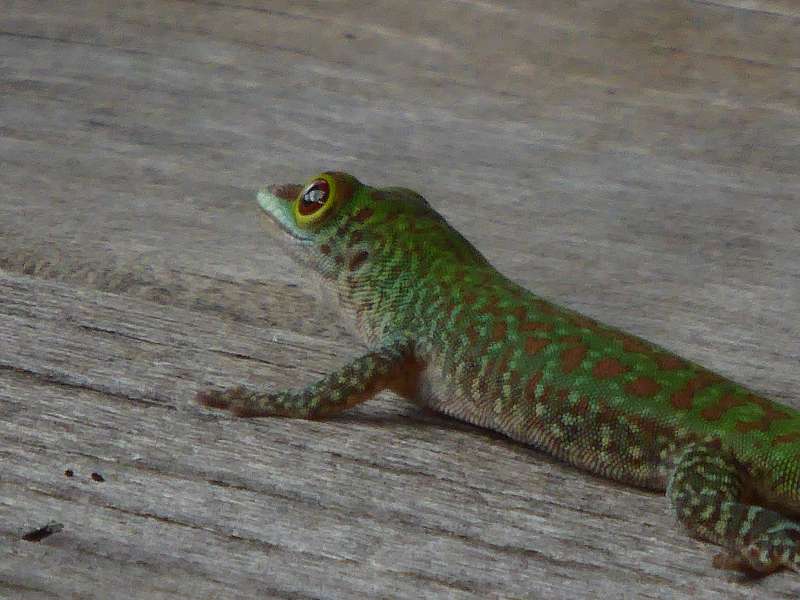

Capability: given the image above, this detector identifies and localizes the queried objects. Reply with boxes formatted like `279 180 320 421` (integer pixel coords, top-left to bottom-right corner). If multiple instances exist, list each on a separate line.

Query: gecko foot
712 533 800 576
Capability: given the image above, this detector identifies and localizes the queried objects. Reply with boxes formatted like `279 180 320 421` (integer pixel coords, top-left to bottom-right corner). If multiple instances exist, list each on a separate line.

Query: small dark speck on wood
22 521 64 543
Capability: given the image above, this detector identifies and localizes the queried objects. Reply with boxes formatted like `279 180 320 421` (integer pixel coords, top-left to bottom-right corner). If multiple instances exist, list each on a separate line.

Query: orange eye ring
293 174 338 227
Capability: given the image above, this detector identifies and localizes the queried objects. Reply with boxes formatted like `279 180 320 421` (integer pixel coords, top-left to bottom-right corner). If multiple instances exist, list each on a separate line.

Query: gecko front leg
197 338 419 419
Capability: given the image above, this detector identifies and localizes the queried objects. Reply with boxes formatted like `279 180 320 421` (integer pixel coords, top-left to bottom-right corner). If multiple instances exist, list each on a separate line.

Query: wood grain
1 1 798 598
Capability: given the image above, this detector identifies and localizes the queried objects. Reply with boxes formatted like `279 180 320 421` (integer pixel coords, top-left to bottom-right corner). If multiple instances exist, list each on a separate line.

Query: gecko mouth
257 183 312 243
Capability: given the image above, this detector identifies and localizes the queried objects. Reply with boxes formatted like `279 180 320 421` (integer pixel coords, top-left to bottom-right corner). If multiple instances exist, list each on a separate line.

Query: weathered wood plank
2 273 795 599
1 0 799 597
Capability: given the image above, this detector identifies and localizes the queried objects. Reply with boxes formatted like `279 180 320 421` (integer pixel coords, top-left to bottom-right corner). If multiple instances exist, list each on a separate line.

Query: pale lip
256 182 312 242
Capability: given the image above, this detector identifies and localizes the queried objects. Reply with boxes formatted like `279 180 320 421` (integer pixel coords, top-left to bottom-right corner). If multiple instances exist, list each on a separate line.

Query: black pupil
304 188 326 204
302 180 329 208
298 179 330 216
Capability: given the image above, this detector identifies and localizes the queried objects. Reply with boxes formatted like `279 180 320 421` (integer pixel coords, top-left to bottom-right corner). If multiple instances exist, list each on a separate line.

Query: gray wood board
1 1 799 598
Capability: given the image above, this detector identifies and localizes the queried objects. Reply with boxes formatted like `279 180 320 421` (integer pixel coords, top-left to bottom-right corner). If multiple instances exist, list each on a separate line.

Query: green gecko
198 171 800 576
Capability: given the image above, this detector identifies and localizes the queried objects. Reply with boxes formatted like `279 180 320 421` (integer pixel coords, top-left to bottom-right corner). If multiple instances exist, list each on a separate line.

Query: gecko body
198 172 800 575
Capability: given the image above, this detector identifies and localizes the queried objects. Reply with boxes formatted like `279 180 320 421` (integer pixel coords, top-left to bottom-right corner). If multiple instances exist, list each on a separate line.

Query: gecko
197 171 800 576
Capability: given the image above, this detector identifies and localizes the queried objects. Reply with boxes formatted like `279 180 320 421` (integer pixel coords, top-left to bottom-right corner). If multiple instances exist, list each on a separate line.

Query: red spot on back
561 345 588 374
324 172 355 201
492 348 514 382
524 371 544 399
440 299 457 319
625 376 661 398
734 394 794 433
348 230 363 246
533 300 559 316
348 250 369 271
592 357 628 379
353 208 374 223
574 396 591 416
606 330 651 354
622 337 651 354
525 338 549 354
669 372 720 410
629 414 660 437
483 297 505 317
700 393 747 421
520 321 554 333
570 314 600 330
774 431 800 445
491 321 507 342
656 355 686 371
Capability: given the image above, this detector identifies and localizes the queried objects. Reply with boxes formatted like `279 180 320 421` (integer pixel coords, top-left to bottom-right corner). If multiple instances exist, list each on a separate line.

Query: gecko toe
195 389 230 409
195 386 251 410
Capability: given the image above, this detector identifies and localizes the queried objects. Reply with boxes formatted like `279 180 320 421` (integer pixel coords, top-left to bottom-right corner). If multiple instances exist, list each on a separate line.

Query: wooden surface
1 1 799 598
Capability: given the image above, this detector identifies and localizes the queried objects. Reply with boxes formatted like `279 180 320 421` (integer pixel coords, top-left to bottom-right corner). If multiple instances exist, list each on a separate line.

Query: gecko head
257 172 361 243
257 170 485 279
256 171 381 275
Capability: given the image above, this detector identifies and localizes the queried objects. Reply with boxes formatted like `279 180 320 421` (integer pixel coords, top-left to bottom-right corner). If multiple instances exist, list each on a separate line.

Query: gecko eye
293 173 342 228
298 179 330 216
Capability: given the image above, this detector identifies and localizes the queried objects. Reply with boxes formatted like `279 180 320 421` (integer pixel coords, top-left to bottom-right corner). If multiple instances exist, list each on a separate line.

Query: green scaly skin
198 171 800 575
